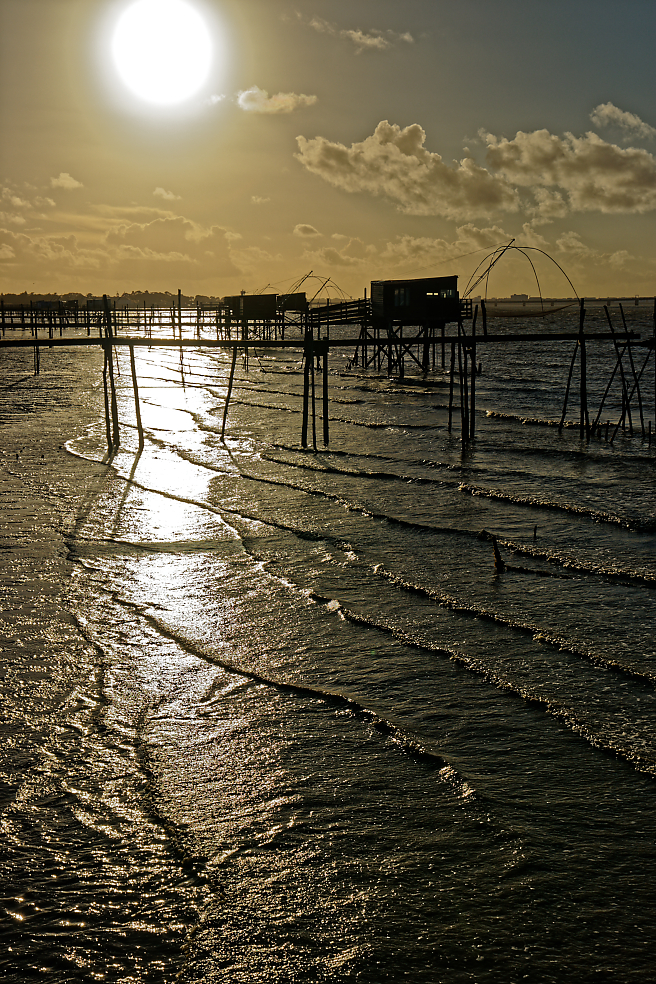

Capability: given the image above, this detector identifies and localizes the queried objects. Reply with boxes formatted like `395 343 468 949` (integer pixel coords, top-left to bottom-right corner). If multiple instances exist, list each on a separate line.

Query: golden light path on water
111 0 213 105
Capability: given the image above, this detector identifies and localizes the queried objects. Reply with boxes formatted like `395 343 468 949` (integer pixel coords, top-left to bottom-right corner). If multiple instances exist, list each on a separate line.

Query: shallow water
2 309 656 982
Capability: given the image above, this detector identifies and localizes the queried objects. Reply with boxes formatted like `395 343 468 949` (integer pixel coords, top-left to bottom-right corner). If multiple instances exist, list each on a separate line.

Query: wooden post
301 328 312 448
33 320 40 375
579 299 588 439
178 288 182 339
129 343 144 450
559 339 579 432
322 338 329 446
103 295 120 447
422 324 430 371
102 343 113 453
448 341 455 433
311 342 317 451
619 302 644 436
458 321 469 444
221 345 238 442
481 298 487 337
387 321 393 376
470 308 477 440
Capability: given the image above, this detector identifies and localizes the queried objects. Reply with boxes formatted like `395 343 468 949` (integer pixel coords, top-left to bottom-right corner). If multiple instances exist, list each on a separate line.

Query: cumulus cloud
105 214 232 255
0 243 16 261
295 121 519 219
590 102 656 140
154 187 181 201
50 172 83 190
295 118 656 220
237 86 317 114
377 224 511 270
483 128 656 213
293 223 321 237
300 236 371 268
305 15 413 53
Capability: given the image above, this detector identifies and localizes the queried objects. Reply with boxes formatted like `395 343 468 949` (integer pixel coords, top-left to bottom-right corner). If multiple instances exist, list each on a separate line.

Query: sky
1 0 655 299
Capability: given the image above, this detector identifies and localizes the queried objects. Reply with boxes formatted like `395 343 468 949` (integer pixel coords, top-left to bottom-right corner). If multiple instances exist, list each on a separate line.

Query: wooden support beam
579 299 588 440
448 342 455 433
322 339 330 446
129 343 144 451
221 346 238 442
470 308 477 441
301 329 312 448
103 296 120 448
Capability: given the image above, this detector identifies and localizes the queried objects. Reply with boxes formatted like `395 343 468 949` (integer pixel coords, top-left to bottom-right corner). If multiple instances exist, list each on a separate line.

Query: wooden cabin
370 276 461 324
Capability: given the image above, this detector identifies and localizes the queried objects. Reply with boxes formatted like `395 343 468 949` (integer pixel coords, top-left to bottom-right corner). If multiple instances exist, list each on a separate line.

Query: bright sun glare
111 0 212 105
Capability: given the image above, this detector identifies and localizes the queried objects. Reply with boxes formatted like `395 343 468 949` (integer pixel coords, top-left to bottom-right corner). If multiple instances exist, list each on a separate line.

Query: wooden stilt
559 339 579 432
470 307 477 441
129 343 144 450
301 329 312 448
102 344 113 452
311 345 317 451
221 345 238 442
103 296 120 447
448 342 455 433
458 321 469 444
619 303 644 436
579 300 588 439
322 339 329 446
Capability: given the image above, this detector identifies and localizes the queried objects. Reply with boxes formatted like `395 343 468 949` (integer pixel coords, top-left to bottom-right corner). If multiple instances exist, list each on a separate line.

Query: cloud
229 244 283 274
154 187 181 201
251 196 270 205
341 28 390 52
293 223 321 237
483 128 656 213
590 103 656 140
296 115 656 220
300 236 371 268
296 121 519 219
305 15 413 53
237 86 317 114
0 243 16 261
376 224 512 271
50 172 83 190
208 93 226 105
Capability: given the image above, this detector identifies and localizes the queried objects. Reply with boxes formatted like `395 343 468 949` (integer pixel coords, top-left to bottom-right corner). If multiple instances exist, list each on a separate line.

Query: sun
111 0 213 105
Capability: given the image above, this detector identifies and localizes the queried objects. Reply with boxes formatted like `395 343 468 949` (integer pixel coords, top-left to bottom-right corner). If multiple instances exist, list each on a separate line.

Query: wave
137 579 656 778
96 591 458 778
313 591 656 777
371 565 656 685
460 483 630 527
485 409 571 428
259 452 459 488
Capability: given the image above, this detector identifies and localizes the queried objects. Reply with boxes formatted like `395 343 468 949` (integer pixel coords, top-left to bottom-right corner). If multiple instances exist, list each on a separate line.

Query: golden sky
1 0 655 298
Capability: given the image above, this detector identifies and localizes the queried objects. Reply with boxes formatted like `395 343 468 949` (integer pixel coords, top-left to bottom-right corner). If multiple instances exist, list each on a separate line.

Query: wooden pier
2 286 655 453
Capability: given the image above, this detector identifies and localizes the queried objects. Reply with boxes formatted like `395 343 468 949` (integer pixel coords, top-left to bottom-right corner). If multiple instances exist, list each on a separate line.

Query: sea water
1 308 655 983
